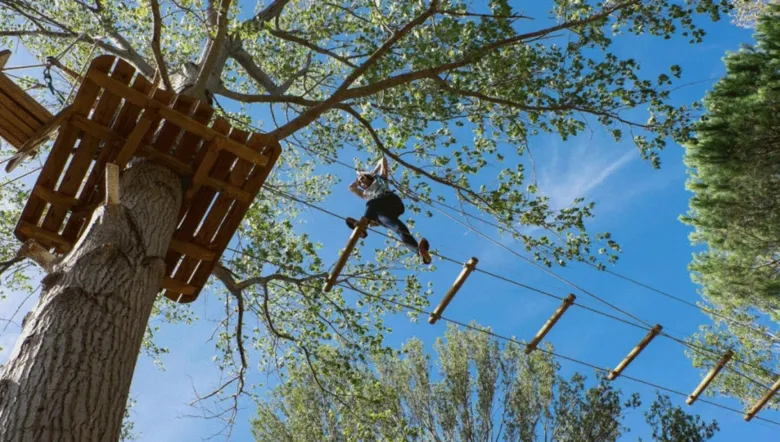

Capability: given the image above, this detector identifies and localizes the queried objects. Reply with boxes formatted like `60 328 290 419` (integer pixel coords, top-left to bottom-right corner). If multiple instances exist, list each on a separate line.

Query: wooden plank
323 217 369 292
151 94 196 156
136 144 193 175
169 239 216 261
687 350 733 406
0 118 23 148
32 185 81 209
114 107 160 168
0 71 52 122
7 105 76 172
105 163 120 205
0 88 42 135
88 69 268 166
17 221 73 251
161 119 237 301
525 294 576 354
162 277 196 295
608 324 663 380
183 136 281 300
59 73 158 244
201 176 253 202
186 138 222 199
429 257 479 324
40 58 134 244
173 99 213 165
15 56 114 242
0 98 34 142
745 376 780 421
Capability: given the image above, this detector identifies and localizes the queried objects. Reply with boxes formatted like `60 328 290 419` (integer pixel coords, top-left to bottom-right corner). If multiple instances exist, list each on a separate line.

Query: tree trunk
0 161 182 441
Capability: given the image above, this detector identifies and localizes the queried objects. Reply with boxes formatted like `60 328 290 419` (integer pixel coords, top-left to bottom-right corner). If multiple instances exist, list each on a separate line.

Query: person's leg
376 213 419 252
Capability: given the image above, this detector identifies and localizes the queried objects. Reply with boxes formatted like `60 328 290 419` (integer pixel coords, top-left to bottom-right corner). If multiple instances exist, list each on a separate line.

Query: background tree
681 5 780 411
729 0 778 27
252 325 719 442
0 0 732 439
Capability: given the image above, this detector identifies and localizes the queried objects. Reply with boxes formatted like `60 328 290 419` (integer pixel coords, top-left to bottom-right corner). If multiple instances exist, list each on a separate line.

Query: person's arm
372 156 389 178
348 180 365 199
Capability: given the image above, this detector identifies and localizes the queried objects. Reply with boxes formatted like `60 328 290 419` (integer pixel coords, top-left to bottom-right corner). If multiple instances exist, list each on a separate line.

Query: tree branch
191 0 232 98
270 0 633 140
239 0 292 33
150 0 174 91
267 27 357 68
231 46 281 94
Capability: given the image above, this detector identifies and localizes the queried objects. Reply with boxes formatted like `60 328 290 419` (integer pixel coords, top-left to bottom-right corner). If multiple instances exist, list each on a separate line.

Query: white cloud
536 142 637 211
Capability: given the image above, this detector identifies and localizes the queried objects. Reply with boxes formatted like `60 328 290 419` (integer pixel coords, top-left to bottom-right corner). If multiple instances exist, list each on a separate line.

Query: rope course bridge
1 50 779 424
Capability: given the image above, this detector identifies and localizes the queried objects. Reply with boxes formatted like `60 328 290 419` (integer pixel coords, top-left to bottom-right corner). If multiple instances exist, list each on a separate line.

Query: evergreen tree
682 4 780 409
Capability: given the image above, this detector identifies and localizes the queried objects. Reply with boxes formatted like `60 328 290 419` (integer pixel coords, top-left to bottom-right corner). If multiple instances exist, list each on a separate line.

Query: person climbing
346 157 432 264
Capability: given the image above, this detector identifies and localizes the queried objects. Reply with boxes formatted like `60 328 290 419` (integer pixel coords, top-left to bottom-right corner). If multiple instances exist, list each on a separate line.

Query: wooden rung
17 221 72 251
525 294 576 354
33 185 81 209
162 277 196 295
745 376 780 421
105 163 120 205
608 324 662 380
687 350 733 406
322 217 369 292
169 239 216 261
429 257 478 325
88 69 270 166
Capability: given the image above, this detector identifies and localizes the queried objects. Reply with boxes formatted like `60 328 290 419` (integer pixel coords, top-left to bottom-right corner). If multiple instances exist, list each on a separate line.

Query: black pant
364 193 418 252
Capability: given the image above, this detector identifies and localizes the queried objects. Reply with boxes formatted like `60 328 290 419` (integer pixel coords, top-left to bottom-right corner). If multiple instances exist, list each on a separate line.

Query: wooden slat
59 75 159 244
114 107 160 168
0 70 52 122
161 119 237 301
17 221 72 251
187 136 223 198
151 95 196 156
0 50 9 69
162 278 196 295
136 144 193 175
174 100 213 164
32 185 81 209
40 59 134 246
88 69 269 166
0 98 34 142
184 137 281 300
16 56 114 243
169 239 216 261
0 118 24 148
0 89 42 135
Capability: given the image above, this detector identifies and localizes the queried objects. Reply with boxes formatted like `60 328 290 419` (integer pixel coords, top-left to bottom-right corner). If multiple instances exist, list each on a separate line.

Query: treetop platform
7 55 281 303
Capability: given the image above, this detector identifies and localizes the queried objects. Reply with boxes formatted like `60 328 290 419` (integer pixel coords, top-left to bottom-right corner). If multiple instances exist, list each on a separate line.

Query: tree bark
0 161 182 441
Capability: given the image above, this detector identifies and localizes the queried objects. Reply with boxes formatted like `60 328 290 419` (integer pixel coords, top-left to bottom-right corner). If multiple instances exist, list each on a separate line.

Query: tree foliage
0 0 733 431
682 4 780 409
729 0 778 27
252 325 719 442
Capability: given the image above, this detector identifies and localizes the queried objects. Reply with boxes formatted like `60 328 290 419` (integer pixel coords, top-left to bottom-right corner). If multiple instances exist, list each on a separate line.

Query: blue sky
1 3 778 441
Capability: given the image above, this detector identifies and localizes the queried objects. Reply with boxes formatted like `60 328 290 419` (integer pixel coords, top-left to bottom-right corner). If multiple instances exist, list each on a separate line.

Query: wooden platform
13 55 281 303
0 49 53 149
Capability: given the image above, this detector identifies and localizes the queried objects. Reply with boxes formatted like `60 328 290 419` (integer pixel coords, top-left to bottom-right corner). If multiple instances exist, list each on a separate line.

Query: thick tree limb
191 0 232 98
214 85 322 106
231 47 281 94
150 0 174 91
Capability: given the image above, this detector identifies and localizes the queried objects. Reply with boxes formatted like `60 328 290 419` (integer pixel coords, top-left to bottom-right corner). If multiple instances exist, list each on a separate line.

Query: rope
286 144 780 355
260 185 780 384
240 252 780 427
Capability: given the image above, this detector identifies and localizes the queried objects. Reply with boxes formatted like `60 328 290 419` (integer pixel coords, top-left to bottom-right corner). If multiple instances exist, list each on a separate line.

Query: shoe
418 238 431 264
345 217 368 238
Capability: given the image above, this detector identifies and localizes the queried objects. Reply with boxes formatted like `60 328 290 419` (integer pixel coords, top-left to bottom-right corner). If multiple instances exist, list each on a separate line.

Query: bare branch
150 0 174 91
267 27 357 68
277 51 312 94
239 0 292 33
